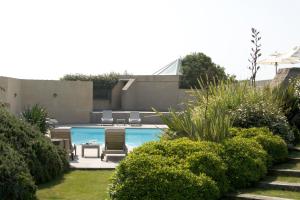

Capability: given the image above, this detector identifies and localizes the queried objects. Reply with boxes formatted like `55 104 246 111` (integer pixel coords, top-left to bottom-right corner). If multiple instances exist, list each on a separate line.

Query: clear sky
0 0 299 80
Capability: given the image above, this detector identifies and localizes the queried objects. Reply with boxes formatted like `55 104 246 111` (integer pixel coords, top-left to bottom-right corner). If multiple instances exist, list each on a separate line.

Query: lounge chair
101 110 113 125
50 129 76 160
129 111 141 125
101 128 128 161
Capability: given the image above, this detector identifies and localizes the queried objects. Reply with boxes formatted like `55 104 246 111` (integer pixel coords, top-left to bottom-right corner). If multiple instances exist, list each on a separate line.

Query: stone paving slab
269 169 300 177
69 145 131 169
227 193 293 200
258 181 300 191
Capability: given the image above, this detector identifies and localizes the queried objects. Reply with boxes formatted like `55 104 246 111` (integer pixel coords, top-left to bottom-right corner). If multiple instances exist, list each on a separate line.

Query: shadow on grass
37 170 72 190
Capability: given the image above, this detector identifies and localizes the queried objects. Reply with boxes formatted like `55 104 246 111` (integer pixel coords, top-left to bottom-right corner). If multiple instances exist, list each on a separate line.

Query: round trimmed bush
222 137 268 189
186 151 229 194
110 154 219 200
230 127 288 166
133 137 224 159
0 141 36 200
0 108 68 183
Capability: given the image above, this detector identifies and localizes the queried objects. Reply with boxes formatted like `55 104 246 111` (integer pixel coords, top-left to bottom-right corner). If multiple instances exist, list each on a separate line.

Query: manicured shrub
186 151 229 193
0 108 68 184
222 137 268 189
0 141 36 200
133 137 224 159
110 154 219 200
230 127 288 166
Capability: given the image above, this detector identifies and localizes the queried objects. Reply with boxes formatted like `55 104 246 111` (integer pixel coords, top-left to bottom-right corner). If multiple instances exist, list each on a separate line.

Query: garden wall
0 76 93 124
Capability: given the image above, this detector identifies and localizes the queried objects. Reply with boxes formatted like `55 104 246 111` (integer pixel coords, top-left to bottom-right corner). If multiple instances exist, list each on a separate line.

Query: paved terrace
58 124 168 169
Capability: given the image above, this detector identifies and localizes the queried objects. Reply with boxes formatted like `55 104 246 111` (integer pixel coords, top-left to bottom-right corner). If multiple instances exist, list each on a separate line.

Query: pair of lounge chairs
101 110 141 125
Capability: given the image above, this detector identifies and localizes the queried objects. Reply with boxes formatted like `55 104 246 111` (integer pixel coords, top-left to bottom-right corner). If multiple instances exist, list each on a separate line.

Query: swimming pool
71 128 163 148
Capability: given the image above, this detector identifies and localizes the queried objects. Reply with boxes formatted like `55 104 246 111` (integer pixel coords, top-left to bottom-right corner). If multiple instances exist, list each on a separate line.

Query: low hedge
0 108 68 184
185 151 229 194
229 127 288 166
110 154 219 200
0 141 36 200
110 132 283 198
222 137 268 189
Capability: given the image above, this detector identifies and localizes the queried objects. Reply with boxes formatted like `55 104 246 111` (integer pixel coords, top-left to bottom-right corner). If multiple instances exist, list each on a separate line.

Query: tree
180 52 231 88
248 28 262 87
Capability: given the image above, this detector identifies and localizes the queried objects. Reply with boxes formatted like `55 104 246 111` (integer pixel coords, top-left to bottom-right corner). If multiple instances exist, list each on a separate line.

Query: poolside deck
66 124 167 169
69 145 131 169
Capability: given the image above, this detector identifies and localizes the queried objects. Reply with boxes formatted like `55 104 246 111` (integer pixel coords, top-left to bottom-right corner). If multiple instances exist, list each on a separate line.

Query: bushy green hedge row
229 127 288 166
0 108 69 198
0 141 36 200
110 127 288 200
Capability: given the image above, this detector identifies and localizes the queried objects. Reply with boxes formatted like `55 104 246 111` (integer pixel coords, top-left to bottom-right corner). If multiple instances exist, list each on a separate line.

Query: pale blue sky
0 0 299 80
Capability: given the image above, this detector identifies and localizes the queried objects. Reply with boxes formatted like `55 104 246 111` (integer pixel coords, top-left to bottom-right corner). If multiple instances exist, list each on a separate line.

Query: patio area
65 124 167 169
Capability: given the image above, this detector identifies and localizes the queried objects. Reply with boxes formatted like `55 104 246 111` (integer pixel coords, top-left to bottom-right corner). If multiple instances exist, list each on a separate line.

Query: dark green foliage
61 72 119 89
0 108 68 184
229 127 288 166
180 52 232 88
271 79 300 143
222 137 268 189
21 104 49 134
0 140 36 200
231 94 294 142
110 154 219 200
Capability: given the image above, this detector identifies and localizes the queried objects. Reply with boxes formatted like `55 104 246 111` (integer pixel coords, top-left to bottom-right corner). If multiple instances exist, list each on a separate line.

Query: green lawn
37 170 114 200
241 188 300 199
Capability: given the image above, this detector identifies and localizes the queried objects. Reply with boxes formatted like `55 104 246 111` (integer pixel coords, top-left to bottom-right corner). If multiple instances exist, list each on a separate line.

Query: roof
153 59 182 75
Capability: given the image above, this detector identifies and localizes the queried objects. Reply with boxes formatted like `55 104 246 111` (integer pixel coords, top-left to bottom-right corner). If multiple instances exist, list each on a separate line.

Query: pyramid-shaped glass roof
153 59 182 75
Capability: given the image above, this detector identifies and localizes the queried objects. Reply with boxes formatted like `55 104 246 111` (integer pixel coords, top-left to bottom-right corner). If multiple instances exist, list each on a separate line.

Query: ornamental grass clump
159 80 294 143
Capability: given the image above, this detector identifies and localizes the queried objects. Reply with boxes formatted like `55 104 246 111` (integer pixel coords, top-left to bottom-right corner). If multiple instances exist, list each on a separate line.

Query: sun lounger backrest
105 128 125 150
130 111 140 119
103 110 112 119
51 129 72 152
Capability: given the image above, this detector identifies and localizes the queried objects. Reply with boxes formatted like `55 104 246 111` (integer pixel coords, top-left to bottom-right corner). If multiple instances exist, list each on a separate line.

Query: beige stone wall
0 76 93 124
121 75 191 111
0 76 22 114
20 80 93 124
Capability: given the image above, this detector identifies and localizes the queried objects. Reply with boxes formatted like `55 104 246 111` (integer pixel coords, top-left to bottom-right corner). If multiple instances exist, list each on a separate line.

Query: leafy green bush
0 140 36 200
0 108 68 184
185 151 228 193
61 73 119 89
110 154 220 200
133 137 224 160
231 100 294 142
229 127 288 166
222 137 268 189
21 104 49 134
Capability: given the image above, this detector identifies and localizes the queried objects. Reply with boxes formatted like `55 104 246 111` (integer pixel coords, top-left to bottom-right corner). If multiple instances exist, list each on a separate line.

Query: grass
273 162 300 170
241 188 300 199
37 170 114 200
264 176 300 183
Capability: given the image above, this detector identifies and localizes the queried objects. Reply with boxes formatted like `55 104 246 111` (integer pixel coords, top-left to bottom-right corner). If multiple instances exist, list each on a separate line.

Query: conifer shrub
0 141 36 200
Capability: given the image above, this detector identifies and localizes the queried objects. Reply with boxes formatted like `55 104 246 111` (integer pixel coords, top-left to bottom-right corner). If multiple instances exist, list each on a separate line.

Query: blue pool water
71 128 163 148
